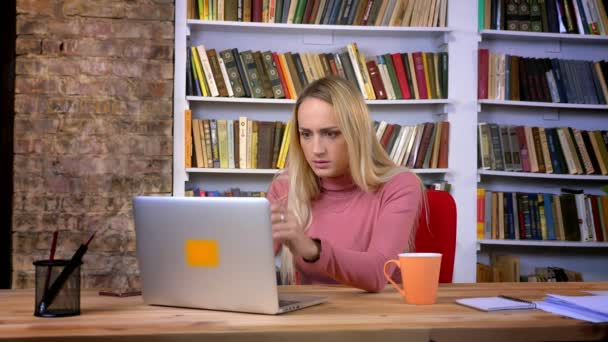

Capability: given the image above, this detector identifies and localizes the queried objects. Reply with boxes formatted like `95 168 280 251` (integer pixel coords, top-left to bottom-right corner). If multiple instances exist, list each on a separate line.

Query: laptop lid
133 196 282 314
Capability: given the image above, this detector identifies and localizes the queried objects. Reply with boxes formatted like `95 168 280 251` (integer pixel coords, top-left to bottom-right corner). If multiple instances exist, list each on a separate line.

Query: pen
499 295 536 306
39 231 59 310
38 231 96 315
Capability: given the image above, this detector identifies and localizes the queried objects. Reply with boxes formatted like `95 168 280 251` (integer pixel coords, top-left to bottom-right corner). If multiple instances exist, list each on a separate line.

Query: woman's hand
271 204 319 260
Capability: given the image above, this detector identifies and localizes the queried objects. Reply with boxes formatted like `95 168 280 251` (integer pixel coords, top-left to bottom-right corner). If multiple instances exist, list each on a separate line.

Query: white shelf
187 96 450 105
478 239 608 248
187 168 449 175
478 99 608 110
188 20 451 35
187 96 295 104
478 170 608 181
480 29 608 43
186 168 279 174
413 168 450 174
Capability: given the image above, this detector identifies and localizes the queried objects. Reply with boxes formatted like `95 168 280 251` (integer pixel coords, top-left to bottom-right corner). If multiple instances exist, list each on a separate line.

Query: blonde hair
277 76 421 285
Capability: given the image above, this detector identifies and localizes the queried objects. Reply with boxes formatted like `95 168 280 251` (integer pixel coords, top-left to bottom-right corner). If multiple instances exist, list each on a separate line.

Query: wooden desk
1 282 607 342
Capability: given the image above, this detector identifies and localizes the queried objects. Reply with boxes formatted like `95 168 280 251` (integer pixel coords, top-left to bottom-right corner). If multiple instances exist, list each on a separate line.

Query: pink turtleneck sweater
267 171 422 292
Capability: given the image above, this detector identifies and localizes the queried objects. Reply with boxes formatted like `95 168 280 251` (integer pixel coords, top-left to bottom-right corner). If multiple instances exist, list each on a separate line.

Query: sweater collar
319 173 357 192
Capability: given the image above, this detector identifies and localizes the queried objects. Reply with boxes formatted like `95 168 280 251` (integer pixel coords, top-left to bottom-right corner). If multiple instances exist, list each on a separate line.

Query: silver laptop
133 196 327 315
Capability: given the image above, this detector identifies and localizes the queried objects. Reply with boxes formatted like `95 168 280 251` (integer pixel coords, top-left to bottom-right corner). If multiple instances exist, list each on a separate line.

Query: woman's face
297 97 350 178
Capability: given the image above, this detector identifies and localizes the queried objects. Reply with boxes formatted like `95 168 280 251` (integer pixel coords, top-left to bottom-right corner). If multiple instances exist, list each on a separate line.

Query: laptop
133 196 327 315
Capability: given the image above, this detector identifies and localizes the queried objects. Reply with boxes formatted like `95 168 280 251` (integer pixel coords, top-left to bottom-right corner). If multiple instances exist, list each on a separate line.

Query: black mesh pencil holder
33 259 82 317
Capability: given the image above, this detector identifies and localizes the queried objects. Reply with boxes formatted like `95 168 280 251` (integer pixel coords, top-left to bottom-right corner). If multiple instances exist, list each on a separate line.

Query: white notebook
456 296 536 311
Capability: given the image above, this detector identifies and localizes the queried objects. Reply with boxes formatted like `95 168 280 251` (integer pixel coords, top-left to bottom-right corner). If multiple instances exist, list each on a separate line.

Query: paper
456 297 535 311
535 294 608 323
584 290 608 296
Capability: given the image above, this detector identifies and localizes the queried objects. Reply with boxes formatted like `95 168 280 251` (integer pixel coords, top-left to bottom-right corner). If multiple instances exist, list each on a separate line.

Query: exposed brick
125 3 174 21
141 61 173 80
16 15 49 35
127 158 172 174
79 98 113 114
104 138 135 155
110 78 139 100
78 57 113 76
15 57 47 76
63 0 125 18
14 117 59 135
141 174 172 193
15 37 42 55
53 135 104 155
48 19 81 36
111 100 141 115
123 42 173 60
14 95 48 114
63 39 122 58
13 137 45 154
126 231 136 252
144 120 172 136
111 61 143 78
13 0 175 289
43 174 81 193
45 58 79 76
145 138 172 156
12 212 43 232
12 271 36 289
141 99 172 118
12 192 46 212
15 77 67 95
41 39 64 56
17 0 54 16
83 213 132 234
12 254 44 275
113 20 173 40
142 80 173 98
47 97 80 113
80 18 113 39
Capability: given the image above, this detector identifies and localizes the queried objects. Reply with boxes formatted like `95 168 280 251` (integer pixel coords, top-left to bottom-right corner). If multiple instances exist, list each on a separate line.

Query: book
456 296 536 311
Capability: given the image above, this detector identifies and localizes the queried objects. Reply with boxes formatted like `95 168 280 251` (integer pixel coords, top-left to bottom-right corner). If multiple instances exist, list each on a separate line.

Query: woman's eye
300 132 311 138
325 131 338 138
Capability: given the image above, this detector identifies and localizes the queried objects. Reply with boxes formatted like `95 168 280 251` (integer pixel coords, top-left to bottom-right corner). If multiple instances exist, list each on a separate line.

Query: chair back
414 190 457 283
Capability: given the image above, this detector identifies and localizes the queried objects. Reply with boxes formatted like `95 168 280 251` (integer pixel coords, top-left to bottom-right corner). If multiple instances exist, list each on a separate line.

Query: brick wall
12 0 174 289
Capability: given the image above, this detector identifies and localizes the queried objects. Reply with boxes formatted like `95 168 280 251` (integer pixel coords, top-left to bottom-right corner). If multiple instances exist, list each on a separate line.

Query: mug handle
383 259 404 296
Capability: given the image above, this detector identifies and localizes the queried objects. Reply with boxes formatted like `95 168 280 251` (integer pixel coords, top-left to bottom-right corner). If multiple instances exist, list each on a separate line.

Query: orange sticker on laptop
185 240 219 267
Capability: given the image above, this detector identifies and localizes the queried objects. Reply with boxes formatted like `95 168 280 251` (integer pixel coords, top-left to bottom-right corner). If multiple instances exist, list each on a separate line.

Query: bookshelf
478 99 608 110
480 29 608 43
187 95 452 105
476 14 608 281
186 167 450 175
478 170 608 181
478 239 608 248
172 0 516 283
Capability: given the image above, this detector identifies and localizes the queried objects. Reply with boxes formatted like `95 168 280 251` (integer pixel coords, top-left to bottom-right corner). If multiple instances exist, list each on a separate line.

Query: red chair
414 190 457 283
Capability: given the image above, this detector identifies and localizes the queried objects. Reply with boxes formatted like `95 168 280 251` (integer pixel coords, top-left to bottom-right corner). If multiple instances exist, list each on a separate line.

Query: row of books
185 187 267 197
374 120 450 169
477 257 584 282
477 123 608 175
478 50 608 104
186 0 448 27
185 113 291 169
185 114 450 170
479 0 608 35
186 43 449 100
476 188 608 242
425 180 452 192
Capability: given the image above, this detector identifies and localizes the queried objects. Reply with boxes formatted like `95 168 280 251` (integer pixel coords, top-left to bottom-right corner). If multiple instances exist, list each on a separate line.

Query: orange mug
383 253 442 305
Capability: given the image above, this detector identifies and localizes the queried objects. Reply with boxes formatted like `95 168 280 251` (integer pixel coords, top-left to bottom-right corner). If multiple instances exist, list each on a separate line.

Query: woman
267 76 423 292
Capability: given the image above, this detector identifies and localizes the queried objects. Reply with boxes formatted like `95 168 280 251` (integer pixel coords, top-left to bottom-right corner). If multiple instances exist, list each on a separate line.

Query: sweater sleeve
295 172 423 292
